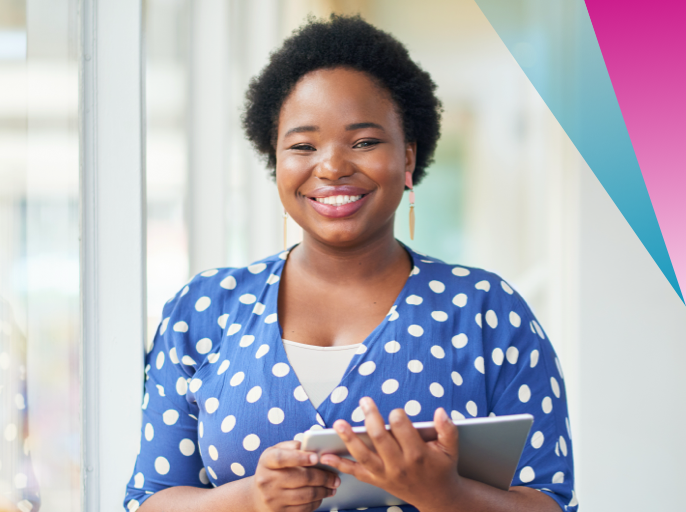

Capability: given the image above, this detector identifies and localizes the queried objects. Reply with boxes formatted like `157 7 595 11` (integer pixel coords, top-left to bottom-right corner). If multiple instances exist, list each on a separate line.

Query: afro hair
242 14 442 186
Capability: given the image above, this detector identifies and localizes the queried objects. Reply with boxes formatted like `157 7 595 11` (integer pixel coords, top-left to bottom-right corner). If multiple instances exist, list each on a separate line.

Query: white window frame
79 0 146 510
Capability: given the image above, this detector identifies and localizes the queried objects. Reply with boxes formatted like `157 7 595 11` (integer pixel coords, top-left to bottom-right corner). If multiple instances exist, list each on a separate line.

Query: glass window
0 0 80 510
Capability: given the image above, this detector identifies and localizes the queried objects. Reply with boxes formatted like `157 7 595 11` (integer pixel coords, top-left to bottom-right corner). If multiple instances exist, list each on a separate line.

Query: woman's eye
353 140 380 149
291 143 315 151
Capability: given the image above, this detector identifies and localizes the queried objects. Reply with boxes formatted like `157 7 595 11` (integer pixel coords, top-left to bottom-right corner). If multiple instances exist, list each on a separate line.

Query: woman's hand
252 440 341 512
319 397 462 511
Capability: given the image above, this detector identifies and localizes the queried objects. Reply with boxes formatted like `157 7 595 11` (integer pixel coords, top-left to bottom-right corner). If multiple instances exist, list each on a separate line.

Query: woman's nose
314 146 354 181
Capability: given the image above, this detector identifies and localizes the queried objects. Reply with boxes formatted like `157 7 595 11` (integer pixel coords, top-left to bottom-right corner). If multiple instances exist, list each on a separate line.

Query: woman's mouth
313 194 363 206
307 191 370 219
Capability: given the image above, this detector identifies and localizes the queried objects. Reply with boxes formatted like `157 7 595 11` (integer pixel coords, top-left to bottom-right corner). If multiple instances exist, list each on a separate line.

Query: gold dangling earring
406 171 415 240
283 209 288 250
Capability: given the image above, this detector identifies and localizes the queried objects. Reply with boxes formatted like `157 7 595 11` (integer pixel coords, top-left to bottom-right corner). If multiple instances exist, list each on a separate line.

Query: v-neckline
270 242 419 413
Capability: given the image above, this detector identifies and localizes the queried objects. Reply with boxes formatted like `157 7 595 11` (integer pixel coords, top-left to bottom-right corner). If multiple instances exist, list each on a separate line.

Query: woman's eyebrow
284 125 319 137
346 122 385 132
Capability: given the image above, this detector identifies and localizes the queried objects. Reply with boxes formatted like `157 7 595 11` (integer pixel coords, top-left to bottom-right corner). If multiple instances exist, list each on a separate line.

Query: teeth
314 194 363 207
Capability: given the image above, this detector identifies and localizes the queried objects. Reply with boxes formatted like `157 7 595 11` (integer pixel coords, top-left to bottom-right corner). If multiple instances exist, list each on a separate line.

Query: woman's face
275 67 416 248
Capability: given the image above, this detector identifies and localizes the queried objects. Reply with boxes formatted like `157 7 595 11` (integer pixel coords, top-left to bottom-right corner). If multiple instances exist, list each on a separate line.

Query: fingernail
335 424 349 440
329 488 337 496
360 397 370 413
334 476 341 488
438 407 448 422
309 453 318 464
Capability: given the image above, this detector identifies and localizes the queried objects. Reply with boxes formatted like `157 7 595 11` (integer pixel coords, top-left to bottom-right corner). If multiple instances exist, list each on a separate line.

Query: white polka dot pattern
475 280 490 292
431 345 445 359
452 293 467 307
451 410 465 421
218 314 229 329
195 297 211 311
330 386 348 404
272 362 290 377
431 311 448 322
429 383 444 397
520 466 535 483
506 346 519 364
268 408 284 425
358 361 376 376
124 251 577 512
404 400 421 416
221 415 236 432
381 379 399 394
452 333 468 348
293 386 308 402
408 360 423 373
429 280 445 293
384 340 400 353
154 457 170 475
492 348 504 365
408 324 424 337
351 407 365 422
220 275 236 289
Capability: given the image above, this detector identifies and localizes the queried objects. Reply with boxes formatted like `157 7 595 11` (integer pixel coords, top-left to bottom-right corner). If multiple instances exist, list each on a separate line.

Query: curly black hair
242 14 442 186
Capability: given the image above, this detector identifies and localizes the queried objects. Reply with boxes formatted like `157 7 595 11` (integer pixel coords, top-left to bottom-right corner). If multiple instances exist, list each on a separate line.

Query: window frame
79 0 147 510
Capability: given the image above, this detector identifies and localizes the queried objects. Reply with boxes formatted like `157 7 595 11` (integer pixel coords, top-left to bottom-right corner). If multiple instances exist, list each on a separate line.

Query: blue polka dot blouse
124 246 577 512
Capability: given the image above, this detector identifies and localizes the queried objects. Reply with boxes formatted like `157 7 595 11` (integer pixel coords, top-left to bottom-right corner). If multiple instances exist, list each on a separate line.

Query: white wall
575 165 686 510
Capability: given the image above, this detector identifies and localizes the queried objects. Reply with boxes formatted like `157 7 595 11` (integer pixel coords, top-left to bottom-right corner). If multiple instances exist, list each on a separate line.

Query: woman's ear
405 141 417 174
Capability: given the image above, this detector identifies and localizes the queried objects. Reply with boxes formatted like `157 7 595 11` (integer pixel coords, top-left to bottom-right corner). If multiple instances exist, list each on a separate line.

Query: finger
274 440 303 451
360 397 402 463
280 485 336 506
433 407 459 459
262 446 319 469
281 467 341 490
320 453 371 482
388 407 425 454
333 419 384 474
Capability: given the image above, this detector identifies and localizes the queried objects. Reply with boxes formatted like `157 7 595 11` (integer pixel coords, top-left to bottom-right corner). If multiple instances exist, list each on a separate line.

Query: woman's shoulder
407 248 549 350
151 250 288 376
162 250 288 312
407 247 519 301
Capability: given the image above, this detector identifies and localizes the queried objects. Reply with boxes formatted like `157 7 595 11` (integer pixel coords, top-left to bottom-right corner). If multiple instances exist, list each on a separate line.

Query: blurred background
0 0 80 510
1 0 684 511
145 0 580 372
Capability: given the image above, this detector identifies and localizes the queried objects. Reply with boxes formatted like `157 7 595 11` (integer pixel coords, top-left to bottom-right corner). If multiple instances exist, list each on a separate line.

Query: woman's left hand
319 397 463 511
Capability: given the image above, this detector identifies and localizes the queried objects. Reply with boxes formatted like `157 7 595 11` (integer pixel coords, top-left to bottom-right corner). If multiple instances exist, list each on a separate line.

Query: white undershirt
282 339 361 408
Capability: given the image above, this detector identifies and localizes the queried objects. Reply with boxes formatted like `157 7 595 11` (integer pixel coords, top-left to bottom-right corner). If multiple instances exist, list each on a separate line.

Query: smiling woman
125 14 576 512
276 68 414 248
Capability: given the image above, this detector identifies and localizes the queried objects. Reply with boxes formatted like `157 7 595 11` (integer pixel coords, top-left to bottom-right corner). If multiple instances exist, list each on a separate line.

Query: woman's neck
288 227 411 286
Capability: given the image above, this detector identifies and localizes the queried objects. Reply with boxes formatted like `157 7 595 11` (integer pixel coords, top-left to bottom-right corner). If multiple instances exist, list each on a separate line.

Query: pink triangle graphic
585 0 686 298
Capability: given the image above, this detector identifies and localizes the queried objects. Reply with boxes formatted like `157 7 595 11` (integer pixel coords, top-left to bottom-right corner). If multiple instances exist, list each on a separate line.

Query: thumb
434 408 459 460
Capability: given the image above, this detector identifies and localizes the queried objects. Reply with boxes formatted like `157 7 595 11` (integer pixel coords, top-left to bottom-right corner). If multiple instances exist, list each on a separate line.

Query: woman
126 15 576 512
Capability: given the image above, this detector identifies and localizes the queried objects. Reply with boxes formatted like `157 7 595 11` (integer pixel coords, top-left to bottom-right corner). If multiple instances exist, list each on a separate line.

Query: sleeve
123 274 226 511
484 283 577 512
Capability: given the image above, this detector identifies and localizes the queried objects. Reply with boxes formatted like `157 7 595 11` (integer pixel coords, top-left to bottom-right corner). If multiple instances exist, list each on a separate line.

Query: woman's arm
138 441 339 512
138 477 256 512
321 399 561 512
421 479 560 512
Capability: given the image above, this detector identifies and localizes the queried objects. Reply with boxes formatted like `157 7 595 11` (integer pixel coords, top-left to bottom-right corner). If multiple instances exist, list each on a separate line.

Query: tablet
301 413 533 511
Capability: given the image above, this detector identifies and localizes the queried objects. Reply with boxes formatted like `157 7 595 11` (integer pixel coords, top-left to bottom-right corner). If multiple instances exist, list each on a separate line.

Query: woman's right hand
252 440 341 512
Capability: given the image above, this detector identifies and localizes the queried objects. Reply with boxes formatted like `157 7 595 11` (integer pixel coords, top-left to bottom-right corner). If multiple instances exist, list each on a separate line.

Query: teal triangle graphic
474 0 683 302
